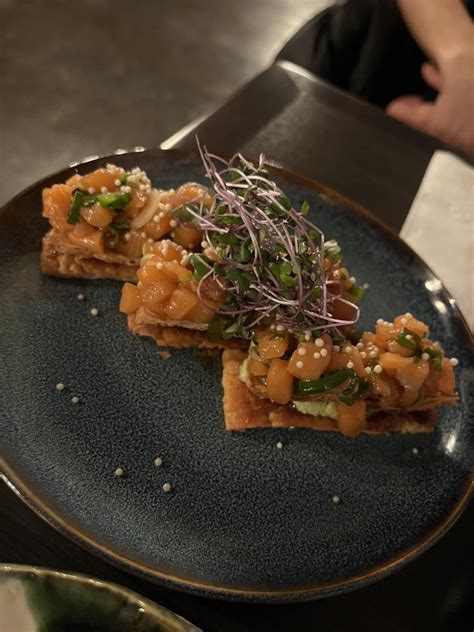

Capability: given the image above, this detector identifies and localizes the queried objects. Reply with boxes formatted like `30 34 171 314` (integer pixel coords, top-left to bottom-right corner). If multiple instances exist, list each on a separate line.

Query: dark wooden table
2 58 473 631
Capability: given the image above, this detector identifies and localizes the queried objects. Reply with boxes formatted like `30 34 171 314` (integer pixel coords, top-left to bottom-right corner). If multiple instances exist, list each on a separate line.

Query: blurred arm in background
388 0 474 156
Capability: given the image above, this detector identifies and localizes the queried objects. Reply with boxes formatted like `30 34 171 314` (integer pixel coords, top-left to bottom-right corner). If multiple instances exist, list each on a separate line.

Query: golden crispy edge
41 230 138 281
127 314 248 349
221 350 438 434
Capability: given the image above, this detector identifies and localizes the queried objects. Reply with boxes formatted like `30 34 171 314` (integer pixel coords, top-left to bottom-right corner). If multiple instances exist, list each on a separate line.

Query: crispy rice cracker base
41 229 138 281
222 350 440 434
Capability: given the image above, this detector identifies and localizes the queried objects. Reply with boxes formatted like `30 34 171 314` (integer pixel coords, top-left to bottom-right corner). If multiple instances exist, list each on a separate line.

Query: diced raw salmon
267 358 294 404
173 224 202 250
336 400 366 436
288 336 332 380
328 343 365 377
139 277 176 310
68 221 104 254
120 283 141 314
258 332 289 360
80 204 115 229
165 287 200 320
248 357 269 377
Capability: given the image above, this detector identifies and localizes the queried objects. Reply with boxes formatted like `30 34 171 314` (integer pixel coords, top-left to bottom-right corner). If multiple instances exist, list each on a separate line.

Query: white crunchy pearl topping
369 351 378 358
147 238 154 244
90 307 99 317
332 495 341 505
360 351 367 359
333 345 340 353
400 317 408 326
313 352 321 359
346 361 354 369
114 179 121 186
373 364 383 374
356 342 364 350
315 338 324 348
71 395 80 404
450 358 459 366
276 441 283 449
55 383 65 391
349 276 356 284
140 231 147 238
296 361 304 369
304 333 311 341
154 457 162 467
412 447 419 455
156 262 164 270
376 318 384 325
100 186 108 194
124 232 131 241
320 348 328 357
153 214 160 223
162 482 172 493
276 324 285 332
87 187 95 194
364 367 372 374
114 467 124 477
344 346 352 354
169 219 178 228
77 293 85 301
297 347 307 356
201 241 209 248
421 353 430 361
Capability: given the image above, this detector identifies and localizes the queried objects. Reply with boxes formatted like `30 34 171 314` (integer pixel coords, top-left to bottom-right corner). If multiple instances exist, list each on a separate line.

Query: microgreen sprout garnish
175 142 361 339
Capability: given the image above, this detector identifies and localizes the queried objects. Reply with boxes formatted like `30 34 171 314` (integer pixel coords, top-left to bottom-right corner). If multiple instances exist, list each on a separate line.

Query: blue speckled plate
0 149 472 602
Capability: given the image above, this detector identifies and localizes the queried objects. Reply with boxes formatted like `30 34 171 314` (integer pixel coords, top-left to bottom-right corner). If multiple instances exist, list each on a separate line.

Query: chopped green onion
82 195 98 207
424 347 443 370
189 253 213 281
339 373 371 405
96 191 132 209
67 189 84 224
396 328 422 354
295 369 353 396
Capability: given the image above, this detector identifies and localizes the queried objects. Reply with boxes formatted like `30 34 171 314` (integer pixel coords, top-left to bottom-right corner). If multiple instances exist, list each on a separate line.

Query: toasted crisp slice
41 229 139 281
128 314 246 349
221 350 438 434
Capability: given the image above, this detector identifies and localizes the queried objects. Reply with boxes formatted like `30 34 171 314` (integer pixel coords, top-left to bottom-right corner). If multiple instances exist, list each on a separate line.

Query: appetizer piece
120 147 364 347
41 164 206 280
223 313 458 436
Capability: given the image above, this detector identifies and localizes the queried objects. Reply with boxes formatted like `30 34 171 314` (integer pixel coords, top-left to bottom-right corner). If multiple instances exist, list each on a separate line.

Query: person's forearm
396 0 474 67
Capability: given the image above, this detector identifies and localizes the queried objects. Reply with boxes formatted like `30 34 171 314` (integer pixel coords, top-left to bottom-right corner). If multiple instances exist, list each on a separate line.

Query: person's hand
387 52 474 157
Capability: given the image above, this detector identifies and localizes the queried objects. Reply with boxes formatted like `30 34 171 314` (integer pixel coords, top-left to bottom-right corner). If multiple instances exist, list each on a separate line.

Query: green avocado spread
239 361 337 419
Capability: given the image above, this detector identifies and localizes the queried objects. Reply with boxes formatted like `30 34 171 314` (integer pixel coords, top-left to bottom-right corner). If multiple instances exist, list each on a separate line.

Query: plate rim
1 147 473 602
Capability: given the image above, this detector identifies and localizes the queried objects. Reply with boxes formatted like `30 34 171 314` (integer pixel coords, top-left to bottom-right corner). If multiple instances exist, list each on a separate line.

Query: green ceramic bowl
0 564 200 632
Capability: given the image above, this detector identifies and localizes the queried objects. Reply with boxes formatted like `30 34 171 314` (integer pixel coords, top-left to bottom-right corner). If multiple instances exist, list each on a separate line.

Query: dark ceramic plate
0 149 472 602
0 564 200 631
